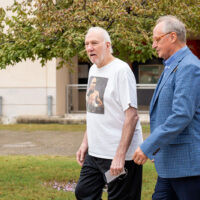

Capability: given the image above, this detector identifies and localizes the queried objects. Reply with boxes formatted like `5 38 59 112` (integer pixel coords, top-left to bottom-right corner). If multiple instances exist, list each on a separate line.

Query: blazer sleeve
141 59 200 159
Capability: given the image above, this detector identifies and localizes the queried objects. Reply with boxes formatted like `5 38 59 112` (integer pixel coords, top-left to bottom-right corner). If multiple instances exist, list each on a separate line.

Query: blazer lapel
150 71 164 114
150 47 191 115
150 62 178 115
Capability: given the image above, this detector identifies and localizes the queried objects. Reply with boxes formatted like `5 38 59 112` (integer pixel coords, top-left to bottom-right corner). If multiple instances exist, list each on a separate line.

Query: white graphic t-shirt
86 58 143 160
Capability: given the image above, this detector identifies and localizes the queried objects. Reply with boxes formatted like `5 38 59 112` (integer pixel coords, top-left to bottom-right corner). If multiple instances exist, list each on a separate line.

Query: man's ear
171 32 178 43
106 42 111 49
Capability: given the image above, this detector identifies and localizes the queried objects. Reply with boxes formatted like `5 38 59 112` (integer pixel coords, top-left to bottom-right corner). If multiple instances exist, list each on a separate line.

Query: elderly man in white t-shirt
75 27 143 200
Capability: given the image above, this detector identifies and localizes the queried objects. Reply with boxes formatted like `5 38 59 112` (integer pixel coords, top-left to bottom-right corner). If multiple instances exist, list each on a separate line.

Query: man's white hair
156 15 186 43
86 26 113 54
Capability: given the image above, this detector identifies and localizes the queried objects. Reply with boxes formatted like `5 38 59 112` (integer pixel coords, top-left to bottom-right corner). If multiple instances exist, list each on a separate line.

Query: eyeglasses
153 32 172 44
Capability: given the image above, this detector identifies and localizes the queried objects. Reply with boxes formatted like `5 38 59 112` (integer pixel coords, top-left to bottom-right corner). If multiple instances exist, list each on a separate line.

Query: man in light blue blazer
133 15 200 199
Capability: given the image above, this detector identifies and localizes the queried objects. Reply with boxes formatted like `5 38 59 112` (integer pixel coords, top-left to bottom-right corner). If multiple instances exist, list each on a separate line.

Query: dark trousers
152 176 200 200
75 154 142 200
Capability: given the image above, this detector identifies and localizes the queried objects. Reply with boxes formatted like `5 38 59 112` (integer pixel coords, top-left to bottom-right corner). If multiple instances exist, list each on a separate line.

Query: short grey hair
86 26 113 54
156 15 186 43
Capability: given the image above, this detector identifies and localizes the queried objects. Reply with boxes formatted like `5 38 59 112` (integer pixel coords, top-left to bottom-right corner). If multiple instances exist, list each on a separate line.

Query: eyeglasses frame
153 32 173 44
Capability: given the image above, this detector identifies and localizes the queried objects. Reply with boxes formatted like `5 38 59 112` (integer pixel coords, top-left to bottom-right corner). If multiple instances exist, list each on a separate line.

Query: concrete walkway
0 130 84 156
0 112 150 156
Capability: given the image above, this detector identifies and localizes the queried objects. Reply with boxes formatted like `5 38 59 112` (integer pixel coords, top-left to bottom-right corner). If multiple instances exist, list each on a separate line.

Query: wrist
81 142 88 149
115 151 126 159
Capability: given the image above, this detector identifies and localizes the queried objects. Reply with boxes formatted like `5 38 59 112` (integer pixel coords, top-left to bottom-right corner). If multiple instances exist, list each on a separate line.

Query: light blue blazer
141 47 200 178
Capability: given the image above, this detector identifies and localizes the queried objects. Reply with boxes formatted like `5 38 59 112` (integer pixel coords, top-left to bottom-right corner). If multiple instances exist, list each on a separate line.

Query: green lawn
0 123 154 199
0 124 87 132
0 156 156 200
0 123 150 135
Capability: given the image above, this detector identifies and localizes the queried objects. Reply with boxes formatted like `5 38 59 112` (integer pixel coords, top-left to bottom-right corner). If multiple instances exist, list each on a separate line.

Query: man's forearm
76 131 88 166
81 131 88 147
115 107 139 156
110 107 139 175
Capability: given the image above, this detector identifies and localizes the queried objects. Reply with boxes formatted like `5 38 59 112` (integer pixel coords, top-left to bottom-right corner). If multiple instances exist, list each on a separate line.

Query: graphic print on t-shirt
86 76 108 114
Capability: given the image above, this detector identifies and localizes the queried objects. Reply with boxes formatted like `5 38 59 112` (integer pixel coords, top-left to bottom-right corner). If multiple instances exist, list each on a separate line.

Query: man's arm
76 131 88 166
110 107 139 176
134 61 200 164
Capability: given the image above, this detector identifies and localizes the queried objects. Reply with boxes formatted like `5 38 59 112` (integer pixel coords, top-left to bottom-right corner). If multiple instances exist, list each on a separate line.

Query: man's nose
86 44 94 51
152 41 157 49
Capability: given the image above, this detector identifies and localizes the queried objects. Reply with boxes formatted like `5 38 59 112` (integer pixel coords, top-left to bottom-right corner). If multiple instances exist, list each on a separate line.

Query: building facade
0 0 78 122
0 0 199 122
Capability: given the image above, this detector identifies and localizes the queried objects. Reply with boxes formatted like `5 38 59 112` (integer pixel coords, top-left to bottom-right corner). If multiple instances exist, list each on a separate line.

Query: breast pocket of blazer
163 75 175 91
160 83 174 103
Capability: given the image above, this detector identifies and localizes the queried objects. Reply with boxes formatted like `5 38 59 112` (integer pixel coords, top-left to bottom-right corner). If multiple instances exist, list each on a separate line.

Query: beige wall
0 0 13 9
0 59 57 118
56 57 78 116
0 0 58 119
0 60 56 88
0 0 79 119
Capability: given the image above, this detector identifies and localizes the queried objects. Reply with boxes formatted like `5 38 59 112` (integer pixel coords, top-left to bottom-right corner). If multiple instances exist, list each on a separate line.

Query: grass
0 123 150 134
0 124 86 132
0 156 156 200
0 123 153 199
0 156 79 200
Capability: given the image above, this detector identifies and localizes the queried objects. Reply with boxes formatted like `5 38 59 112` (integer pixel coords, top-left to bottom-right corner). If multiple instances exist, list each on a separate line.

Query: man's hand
110 154 125 176
132 147 148 165
76 143 88 166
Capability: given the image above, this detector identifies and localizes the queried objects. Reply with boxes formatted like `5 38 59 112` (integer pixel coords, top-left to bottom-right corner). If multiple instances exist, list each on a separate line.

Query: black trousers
75 154 142 200
152 176 200 200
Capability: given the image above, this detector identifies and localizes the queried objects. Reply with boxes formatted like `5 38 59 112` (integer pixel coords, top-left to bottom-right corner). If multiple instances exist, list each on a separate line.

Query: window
78 63 90 84
138 64 164 84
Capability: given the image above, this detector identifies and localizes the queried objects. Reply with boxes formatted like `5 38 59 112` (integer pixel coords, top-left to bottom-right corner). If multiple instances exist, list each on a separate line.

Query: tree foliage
0 0 199 68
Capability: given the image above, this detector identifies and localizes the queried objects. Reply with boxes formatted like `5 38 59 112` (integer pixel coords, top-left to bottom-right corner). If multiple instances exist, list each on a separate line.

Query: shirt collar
163 46 188 67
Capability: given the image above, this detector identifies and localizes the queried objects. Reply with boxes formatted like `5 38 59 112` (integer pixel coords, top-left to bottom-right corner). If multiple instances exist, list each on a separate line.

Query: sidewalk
0 112 149 156
0 130 84 156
